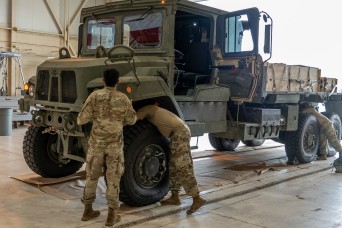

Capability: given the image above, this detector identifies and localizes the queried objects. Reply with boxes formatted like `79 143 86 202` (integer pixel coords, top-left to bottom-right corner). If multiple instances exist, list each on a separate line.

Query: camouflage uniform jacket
136 105 184 138
77 87 136 144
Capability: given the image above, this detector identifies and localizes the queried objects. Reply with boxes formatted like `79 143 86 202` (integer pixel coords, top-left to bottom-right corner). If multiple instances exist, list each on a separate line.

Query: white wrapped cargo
320 77 338 92
265 63 289 92
265 63 321 93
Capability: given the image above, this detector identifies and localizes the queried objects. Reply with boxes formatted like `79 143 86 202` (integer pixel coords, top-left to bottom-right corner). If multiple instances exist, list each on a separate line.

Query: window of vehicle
123 12 162 49
87 19 115 50
224 14 253 54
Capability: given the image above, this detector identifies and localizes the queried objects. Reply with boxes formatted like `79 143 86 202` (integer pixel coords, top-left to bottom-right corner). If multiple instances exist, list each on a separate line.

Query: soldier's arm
123 97 137 126
136 105 152 120
77 94 94 125
136 109 145 120
301 108 314 114
302 108 321 119
310 109 324 120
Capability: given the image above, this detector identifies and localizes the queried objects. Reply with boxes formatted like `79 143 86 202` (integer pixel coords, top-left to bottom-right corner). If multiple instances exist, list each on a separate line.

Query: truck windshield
123 11 163 49
87 19 115 50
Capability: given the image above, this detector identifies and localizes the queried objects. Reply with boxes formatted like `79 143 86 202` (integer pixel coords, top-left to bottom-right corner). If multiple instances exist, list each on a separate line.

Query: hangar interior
0 1 342 228
0 0 106 96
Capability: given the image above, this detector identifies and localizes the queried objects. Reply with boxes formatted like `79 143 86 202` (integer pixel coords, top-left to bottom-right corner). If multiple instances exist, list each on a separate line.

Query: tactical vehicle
19 0 342 206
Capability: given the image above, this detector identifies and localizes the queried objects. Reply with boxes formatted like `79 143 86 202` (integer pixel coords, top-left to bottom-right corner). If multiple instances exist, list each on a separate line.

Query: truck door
215 8 269 102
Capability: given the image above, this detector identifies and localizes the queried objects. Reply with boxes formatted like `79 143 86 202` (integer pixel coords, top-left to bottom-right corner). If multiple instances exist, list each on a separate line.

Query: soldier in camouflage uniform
77 68 136 226
302 107 342 160
136 105 206 214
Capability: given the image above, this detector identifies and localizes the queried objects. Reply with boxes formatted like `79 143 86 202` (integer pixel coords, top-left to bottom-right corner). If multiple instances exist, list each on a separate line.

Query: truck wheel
317 112 341 157
272 131 286 144
23 125 84 178
285 114 319 163
241 139 265 147
208 133 240 151
120 120 170 206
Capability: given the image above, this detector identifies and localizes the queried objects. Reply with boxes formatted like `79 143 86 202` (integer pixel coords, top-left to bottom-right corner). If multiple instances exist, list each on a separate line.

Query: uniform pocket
117 153 125 176
116 162 124 176
174 153 192 170
85 154 93 177
86 152 93 163
86 154 103 179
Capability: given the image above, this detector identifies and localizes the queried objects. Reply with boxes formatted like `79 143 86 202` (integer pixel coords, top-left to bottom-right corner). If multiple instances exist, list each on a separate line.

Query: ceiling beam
43 0 63 35
69 0 88 27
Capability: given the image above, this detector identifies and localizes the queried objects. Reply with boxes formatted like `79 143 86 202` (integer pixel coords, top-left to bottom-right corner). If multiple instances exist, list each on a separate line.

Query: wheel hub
46 134 69 165
134 144 167 189
143 157 160 177
304 125 317 152
307 134 314 146
47 135 60 164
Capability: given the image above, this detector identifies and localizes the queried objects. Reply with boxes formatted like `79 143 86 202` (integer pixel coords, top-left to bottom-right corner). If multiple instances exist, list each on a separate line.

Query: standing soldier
77 68 136 226
136 104 206 214
302 107 342 160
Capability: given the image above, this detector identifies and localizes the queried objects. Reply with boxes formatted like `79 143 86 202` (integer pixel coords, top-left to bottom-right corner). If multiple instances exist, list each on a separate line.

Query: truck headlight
29 84 35 97
24 83 35 97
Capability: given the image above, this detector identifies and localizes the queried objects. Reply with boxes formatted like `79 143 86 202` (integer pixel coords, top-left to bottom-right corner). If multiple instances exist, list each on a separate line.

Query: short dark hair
103 68 119 87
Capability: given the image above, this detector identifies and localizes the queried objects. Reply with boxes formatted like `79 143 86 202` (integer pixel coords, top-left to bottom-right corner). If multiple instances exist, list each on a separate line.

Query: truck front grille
61 71 77 103
36 70 77 103
37 70 49 101
50 77 58 102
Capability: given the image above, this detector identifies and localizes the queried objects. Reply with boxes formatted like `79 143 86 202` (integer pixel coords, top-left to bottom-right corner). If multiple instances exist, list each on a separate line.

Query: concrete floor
1 125 342 228
137 169 342 228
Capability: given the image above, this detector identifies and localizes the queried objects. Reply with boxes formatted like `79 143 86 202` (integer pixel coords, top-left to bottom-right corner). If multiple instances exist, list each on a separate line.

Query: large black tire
285 114 319 163
277 131 296 162
272 131 286 144
241 139 265 147
317 112 341 157
120 120 170 206
208 133 240 151
23 125 84 177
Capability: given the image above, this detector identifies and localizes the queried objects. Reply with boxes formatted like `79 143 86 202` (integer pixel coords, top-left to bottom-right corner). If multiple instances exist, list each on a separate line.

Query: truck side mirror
264 24 271 54
78 24 83 57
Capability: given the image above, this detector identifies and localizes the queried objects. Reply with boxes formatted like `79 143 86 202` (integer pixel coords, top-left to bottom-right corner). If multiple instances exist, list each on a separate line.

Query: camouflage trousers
169 125 199 197
82 142 124 209
319 122 342 155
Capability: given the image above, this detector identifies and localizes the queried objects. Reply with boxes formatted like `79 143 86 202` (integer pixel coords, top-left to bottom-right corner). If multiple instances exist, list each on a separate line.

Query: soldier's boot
186 196 206 214
317 154 328 160
105 208 121 226
160 191 181 205
81 204 100 221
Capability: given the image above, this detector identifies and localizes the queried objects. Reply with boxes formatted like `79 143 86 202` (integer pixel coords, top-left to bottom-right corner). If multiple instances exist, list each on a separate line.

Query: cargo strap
288 66 301 92
270 64 287 92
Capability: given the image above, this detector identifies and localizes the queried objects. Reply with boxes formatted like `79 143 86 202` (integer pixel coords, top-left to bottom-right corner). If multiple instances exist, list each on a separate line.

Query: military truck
19 0 342 206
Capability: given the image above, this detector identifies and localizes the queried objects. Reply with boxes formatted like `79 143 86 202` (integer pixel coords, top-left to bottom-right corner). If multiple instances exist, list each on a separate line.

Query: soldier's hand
136 112 142 120
301 108 313 114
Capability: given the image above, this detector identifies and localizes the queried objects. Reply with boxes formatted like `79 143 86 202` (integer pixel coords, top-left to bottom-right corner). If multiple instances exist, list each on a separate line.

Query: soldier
302 107 342 160
136 104 206 214
77 68 136 226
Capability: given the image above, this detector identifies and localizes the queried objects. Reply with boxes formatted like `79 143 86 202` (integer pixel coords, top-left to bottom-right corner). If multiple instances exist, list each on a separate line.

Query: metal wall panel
0 0 10 26
16 0 60 33
0 0 106 95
